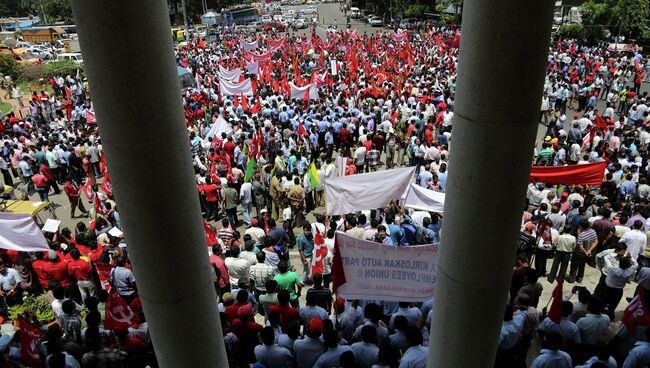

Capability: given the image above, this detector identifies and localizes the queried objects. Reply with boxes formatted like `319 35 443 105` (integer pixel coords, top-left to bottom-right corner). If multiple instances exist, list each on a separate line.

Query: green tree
435 0 463 24
611 0 650 39
21 0 73 22
579 0 611 41
0 54 22 81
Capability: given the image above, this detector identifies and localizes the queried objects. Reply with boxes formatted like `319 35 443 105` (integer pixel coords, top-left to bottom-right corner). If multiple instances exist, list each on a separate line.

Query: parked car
56 52 83 64
293 18 308 29
349 7 361 18
369 16 383 27
303 6 318 14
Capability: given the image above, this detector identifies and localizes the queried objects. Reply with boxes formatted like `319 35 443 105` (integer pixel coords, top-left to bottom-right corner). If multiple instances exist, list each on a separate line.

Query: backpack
414 228 433 245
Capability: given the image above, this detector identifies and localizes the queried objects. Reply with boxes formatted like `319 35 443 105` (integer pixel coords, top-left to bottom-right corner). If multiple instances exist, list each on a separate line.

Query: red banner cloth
547 279 564 324
18 317 44 365
529 162 606 186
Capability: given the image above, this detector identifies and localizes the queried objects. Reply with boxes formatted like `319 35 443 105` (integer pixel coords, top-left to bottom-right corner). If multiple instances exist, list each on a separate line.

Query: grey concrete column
70 0 227 366
427 1 553 367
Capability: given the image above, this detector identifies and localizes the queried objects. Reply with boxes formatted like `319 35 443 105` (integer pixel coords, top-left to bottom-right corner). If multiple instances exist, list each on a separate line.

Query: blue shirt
389 331 407 351
417 170 433 187
389 307 422 330
388 224 402 246
531 349 572 368
623 341 650 368
399 345 428 368
254 344 294 368
277 334 296 353
351 342 379 368
298 305 328 327
313 345 352 368
294 336 325 368
438 172 448 192
297 234 314 258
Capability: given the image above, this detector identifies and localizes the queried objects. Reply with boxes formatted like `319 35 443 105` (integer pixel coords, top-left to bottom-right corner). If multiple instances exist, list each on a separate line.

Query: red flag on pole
204 220 218 246
233 95 239 108
331 237 346 293
595 114 609 131
298 123 309 138
100 177 113 197
105 289 140 330
311 228 328 276
547 279 564 323
251 96 261 115
95 262 113 291
18 317 44 366
83 179 95 201
241 93 248 112
85 110 96 123
622 287 650 332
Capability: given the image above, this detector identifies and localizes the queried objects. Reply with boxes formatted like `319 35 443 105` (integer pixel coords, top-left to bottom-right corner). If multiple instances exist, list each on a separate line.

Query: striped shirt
366 149 380 167
576 228 597 253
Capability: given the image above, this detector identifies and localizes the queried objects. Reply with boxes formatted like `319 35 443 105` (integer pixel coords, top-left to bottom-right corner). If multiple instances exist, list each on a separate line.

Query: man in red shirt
67 249 95 302
39 162 60 195
88 242 105 265
267 289 299 331
202 177 221 222
210 245 229 296
63 179 88 218
32 252 51 290
44 251 72 289
31 172 50 202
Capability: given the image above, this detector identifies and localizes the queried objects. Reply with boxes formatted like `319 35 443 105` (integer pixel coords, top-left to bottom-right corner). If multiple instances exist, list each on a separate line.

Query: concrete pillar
70 0 228 366
427 1 553 367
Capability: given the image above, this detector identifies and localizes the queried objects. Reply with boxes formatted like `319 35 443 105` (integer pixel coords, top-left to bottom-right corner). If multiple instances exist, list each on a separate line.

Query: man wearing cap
294 317 326 368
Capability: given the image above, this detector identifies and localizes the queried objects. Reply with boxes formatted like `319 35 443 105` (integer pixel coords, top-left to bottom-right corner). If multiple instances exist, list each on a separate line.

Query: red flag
18 317 44 366
595 114 608 131
529 162 606 186
622 287 650 332
233 95 239 108
547 279 564 323
209 161 220 183
105 289 140 330
85 110 97 124
311 227 328 276
198 37 206 49
83 179 95 201
298 123 309 138
251 96 261 115
331 237 346 293
95 262 113 291
99 152 109 180
94 195 106 215
101 177 113 197
241 93 248 112
204 220 218 246
65 87 72 98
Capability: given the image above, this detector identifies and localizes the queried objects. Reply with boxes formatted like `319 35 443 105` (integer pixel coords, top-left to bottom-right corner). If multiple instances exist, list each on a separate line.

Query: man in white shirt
620 220 647 261
224 246 251 289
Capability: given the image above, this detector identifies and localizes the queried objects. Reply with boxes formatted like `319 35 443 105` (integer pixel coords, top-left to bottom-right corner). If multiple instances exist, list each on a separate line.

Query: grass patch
0 102 11 115
18 82 52 94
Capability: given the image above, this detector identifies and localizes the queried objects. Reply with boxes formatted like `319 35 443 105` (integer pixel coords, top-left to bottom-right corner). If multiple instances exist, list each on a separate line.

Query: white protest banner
330 59 337 75
246 60 260 75
289 82 319 100
332 232 438 302
324 167 414 215
202 114 233 145
403 183 445 213
218 65 242 81
0 213 50 252
240 39 258 52
219 77 254 96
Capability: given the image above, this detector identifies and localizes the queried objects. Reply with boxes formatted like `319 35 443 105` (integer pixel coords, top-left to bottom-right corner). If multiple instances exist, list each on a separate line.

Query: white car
293 19 308 29
303 6 318 14
261 15 273 23
56 52 83 64
369 17 383 27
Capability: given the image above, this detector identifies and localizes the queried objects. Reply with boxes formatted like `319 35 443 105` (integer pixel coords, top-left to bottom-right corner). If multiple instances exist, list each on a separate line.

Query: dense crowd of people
1 14 650 367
